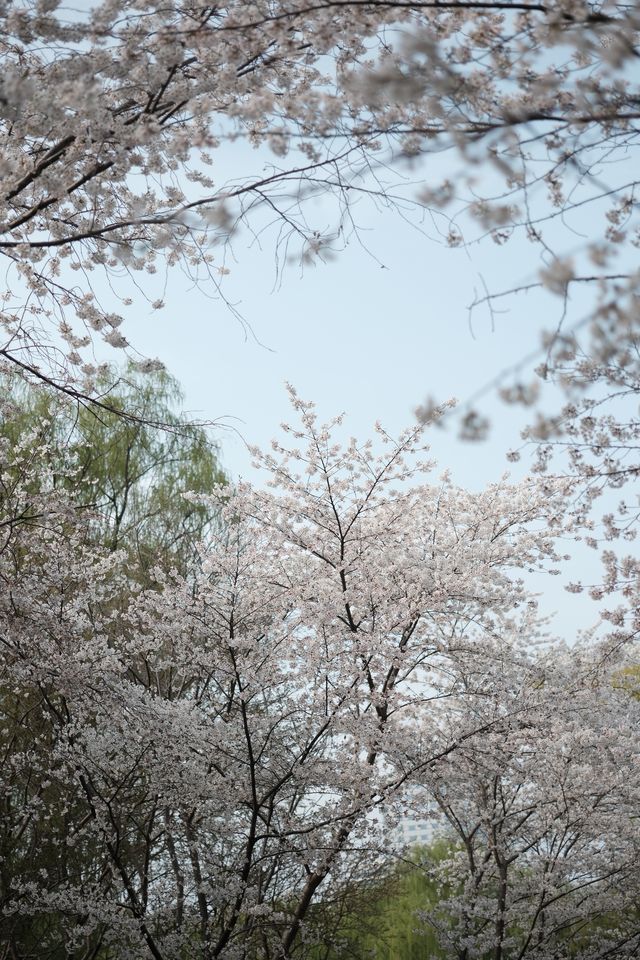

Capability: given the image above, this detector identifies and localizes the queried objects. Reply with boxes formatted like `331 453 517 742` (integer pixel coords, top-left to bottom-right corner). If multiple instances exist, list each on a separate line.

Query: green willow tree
0 363 226 576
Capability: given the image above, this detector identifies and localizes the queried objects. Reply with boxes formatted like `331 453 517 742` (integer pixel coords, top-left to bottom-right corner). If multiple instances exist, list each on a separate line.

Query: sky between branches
85 135 614 642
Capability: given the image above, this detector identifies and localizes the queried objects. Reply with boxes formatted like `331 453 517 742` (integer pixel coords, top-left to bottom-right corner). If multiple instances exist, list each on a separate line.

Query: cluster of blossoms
1 392 639 958
0 3 638 390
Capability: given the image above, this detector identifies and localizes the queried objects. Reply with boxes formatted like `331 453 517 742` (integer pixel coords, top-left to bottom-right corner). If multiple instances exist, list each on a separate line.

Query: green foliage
308 841 454 960
0 363 226 576
612 665 640 701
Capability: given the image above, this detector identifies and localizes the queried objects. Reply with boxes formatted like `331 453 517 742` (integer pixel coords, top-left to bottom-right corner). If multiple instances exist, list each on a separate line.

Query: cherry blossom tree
1 392 581 959
0 0 420 396
349 0 640 624
409 635 640 960
2 4 640 948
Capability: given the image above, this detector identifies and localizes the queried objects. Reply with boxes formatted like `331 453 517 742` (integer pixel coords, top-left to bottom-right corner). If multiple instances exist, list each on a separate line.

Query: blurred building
391 809 442 849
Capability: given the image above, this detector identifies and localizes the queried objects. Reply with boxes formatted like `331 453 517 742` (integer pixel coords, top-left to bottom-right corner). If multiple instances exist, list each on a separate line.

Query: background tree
0 362 225 575
307 840 454 960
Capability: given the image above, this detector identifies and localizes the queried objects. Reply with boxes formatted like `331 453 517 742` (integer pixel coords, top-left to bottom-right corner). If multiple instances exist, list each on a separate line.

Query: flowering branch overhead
0 1 636 402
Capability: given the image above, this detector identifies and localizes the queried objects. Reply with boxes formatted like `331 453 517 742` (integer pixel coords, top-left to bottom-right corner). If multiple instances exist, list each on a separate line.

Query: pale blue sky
123 178 546 485
102 144 605 639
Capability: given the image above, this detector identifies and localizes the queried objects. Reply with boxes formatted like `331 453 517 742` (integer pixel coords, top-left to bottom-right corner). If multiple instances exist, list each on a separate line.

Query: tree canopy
2 390 639 959
1 5 640 958
0 1 637 398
